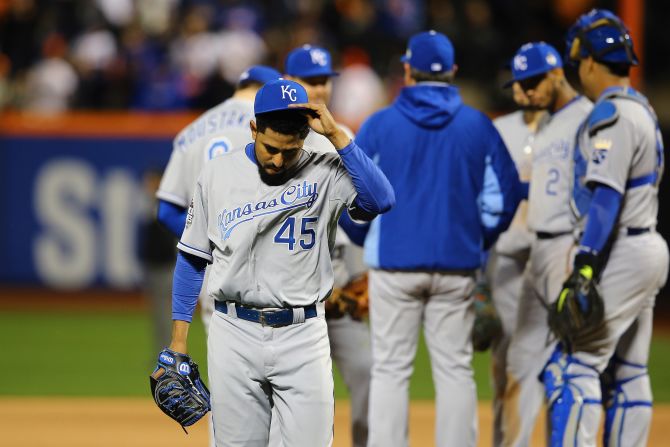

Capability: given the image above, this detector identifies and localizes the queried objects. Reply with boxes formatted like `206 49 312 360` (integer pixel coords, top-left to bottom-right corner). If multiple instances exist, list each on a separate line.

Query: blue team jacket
352 83 522 271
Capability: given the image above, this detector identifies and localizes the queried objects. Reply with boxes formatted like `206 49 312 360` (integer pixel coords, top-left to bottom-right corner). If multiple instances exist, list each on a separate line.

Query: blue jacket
351 83 522 270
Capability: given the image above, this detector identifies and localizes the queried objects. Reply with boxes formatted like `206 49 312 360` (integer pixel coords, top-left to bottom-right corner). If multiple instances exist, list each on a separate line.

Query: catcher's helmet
565 9 638 66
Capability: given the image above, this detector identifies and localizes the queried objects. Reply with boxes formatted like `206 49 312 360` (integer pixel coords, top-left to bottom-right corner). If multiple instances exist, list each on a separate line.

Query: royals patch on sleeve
186 199 195 228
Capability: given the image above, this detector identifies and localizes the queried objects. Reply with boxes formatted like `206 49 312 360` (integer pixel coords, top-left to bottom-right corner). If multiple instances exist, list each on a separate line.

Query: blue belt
626 227 651 236
214 300 318 327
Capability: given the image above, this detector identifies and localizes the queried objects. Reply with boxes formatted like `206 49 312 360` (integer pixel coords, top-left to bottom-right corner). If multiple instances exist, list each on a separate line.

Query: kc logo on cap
281 85 298 101
254 79 309 115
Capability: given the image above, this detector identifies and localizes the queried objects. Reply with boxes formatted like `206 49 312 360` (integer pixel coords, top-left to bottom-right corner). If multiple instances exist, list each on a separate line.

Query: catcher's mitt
150 348 211 432
548 260 604 352
472 280 503 352
325 272 369 320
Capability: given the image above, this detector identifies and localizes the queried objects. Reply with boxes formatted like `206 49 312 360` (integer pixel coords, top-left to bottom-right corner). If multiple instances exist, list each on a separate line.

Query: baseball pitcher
154 79 394 446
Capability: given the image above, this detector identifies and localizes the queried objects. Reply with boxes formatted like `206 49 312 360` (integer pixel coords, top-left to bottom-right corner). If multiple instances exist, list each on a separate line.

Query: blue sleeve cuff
338 210 370 246
339 141 395 214
578 184 622 256
158 200 187 238
172 251 207 322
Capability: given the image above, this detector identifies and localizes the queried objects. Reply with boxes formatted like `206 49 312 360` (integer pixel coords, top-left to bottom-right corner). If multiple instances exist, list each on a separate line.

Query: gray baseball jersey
527 96 592 233
493 110 536 255
582 97 660 228
178 147 357 308
157 98 254 207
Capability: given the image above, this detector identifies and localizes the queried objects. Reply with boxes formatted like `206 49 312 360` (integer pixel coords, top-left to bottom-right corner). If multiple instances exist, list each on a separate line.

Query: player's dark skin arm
169 320 190 354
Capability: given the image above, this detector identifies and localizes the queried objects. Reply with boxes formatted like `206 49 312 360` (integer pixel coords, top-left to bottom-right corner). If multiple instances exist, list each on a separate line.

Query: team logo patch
592 149 608 164
281 85 297 101
186 199 194 228
206 137 232 160
309 48 328 66
593 138 612 150
159 353 175 365
178 362 191 375
546 53 558 66
513 54 528 71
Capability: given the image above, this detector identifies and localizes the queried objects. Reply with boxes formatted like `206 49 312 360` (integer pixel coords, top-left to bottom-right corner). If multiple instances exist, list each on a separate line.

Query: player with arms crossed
152 79 394 446
499 42 592 447
283 44 372 447
156 66 281 329
487 78 545 446
349 31 522 446
542 10 668 446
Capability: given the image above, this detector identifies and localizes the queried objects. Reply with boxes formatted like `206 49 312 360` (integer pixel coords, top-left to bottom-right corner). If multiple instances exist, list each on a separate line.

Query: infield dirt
2 398 670 446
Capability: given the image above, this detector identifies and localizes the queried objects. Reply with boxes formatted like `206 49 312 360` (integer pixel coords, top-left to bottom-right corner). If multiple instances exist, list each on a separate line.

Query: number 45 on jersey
274 217 318 250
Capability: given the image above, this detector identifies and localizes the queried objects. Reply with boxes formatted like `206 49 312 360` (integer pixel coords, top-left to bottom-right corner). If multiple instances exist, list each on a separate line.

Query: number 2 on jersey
546 168 560 196
274 217 318 250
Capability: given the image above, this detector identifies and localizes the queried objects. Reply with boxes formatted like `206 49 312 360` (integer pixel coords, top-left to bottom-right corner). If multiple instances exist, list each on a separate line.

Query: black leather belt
536 228 650 239
214 300 317 327
536 231 571 240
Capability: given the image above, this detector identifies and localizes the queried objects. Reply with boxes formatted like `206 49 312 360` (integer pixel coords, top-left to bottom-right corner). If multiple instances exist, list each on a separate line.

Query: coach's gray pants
208 304 333 447
367 269 477 447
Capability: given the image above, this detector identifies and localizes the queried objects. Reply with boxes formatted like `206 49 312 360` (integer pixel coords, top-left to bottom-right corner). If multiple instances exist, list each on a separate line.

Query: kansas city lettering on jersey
217 181 319 240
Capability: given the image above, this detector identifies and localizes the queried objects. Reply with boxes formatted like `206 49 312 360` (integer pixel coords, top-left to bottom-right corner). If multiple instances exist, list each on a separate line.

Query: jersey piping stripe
177 241 213 262
156 190 189 208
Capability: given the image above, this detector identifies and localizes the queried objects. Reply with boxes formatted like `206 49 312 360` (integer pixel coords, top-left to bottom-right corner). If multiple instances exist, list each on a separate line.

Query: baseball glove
325 272 369 320
472 280 503 352
548 257 604 351
149 348 211 432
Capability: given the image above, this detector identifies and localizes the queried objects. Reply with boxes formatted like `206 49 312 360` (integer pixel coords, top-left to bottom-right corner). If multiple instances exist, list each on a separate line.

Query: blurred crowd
4 0 667 123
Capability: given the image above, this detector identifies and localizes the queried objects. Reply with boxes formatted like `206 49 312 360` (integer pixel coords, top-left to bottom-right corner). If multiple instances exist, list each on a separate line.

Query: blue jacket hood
394 84 463 128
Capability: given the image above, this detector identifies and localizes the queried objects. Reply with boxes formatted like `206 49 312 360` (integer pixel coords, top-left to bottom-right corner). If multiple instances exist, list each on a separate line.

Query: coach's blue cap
254 79 309 115
504 42 562 87
400 30 454 73
238 65 282 85
285 45 338 78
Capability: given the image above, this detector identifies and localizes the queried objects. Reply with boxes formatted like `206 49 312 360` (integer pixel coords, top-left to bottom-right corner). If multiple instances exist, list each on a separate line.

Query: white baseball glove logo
309 49 328 66
281 85 297 101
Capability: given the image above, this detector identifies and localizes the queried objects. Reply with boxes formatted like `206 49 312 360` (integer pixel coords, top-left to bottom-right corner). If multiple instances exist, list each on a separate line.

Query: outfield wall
0 113 195 289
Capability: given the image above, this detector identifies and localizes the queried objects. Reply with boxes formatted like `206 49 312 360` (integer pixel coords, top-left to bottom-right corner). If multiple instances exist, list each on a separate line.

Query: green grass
2 311 670 401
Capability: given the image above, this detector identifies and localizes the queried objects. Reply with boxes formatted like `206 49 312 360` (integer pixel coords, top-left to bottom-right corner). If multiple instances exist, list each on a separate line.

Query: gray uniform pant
327 315 371 447
486 247 530 447
208 304 334 447
566 232 668 446
501 234 575 447
367 269 477 447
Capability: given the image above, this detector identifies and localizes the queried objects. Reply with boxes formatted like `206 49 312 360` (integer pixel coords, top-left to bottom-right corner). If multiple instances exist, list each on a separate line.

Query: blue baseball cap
238 65 282 86
504 42 562 87
400 30 454 73
254 79 309 115
285 45 338 78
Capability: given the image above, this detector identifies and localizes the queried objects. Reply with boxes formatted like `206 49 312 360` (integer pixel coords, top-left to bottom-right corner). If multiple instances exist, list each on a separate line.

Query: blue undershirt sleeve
578 184 623 255
172 251 207 322
338 210 371 247
157 199 187 238
338 141 395 214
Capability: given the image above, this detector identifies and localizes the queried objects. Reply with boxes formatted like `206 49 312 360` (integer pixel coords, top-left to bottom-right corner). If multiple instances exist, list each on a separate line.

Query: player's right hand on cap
290 102 351 149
